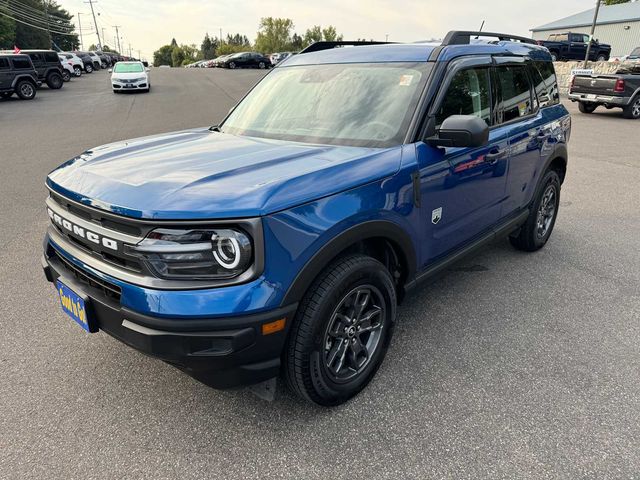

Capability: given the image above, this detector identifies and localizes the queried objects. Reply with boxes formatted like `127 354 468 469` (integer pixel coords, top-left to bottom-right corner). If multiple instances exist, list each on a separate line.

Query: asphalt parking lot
1 68 639 479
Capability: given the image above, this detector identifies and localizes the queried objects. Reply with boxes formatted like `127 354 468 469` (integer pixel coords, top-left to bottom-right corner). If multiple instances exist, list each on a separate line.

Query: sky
58 0 594 61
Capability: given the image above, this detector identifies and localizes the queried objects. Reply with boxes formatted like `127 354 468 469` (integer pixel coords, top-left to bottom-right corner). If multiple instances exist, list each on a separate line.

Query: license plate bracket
56 279 97 332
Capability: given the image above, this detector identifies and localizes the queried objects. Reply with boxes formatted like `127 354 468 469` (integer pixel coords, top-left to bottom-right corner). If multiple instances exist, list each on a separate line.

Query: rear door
0 58 11 90
27 53 44 78
417 56 509 264
570 33 588 60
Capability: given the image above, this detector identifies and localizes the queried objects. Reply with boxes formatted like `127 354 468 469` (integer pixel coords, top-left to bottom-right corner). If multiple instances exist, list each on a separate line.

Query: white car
59 52 83 76
110 61 150 93
87 51 102 70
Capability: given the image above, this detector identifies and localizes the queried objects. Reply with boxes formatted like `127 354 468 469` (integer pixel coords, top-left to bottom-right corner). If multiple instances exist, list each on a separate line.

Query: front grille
52 248 122 302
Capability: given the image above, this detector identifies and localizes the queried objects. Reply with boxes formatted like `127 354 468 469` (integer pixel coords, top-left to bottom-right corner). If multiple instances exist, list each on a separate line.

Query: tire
229 62 236 69
1 91 12 98
578 102 598 114
509 169 561 252
73 65 82 76
61 70 71 82
596 55 607 62
85 64 93 73
46 72 63 89
285 254 397 406
622 96 640 119
258 61 266 69
15 80 36 100
549 52 558 62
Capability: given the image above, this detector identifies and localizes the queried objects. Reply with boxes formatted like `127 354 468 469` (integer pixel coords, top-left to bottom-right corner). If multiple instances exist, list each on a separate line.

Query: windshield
221 62 428 147
630 47 640 58
114 63 143 73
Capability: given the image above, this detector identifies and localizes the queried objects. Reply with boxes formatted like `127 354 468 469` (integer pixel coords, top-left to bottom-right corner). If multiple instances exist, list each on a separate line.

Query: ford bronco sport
42 31 571 406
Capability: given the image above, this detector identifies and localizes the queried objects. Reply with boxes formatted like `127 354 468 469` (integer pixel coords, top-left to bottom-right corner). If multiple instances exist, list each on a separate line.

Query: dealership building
531 1 640 57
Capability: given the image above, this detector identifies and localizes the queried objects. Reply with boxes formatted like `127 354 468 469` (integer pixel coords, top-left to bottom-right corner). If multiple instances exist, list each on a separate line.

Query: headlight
126 228 252 280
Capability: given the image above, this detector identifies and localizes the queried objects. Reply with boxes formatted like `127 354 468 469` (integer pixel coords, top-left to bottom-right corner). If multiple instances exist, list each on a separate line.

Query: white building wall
531 20 640 57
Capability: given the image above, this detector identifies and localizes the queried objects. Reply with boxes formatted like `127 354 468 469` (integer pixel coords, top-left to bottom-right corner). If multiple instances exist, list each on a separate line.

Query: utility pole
137 50 141 60
219 28 222 42
85 0 102 50
113 26 122 54
128 43 132 58
584 0 601 68
43 0 52 47
78 12 84 50
101 27 106 48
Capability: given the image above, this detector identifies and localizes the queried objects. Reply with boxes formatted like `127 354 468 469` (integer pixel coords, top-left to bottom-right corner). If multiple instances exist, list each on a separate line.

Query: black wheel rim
20 83 34 98
536 184 557 239
323 285 385 382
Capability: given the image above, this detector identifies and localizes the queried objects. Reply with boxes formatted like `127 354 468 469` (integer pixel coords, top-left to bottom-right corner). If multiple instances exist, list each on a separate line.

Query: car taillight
536 40 543 45
614 79 625 92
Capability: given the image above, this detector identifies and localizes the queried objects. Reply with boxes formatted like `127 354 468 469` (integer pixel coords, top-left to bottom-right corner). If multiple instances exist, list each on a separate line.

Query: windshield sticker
399 75 414 86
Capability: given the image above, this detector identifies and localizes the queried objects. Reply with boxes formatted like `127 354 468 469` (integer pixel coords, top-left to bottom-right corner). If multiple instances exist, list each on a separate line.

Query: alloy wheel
20 83 34 98
632 99 640 118
323 285 385 382
536 184 557 239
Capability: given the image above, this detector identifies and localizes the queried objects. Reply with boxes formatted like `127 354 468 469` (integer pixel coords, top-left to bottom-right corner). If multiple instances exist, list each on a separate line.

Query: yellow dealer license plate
56 280 96 332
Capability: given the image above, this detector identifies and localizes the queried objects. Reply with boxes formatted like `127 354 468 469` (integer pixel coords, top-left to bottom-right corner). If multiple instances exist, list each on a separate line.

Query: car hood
111 72 147 80
47 128 402 220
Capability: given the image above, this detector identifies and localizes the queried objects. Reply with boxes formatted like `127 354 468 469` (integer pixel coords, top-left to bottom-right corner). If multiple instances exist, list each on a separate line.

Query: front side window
44 52 59 63
11 58 32 69
496 66 533 123
221 62 428 148
113 63 143 73
435 67 491 127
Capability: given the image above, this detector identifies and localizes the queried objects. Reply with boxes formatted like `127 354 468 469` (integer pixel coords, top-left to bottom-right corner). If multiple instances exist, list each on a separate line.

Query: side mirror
107 68 112 73
426 115 489 148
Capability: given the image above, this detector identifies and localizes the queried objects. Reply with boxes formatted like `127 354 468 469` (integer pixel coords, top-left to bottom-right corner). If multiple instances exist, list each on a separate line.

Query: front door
417 60 509 265
0 58 11 91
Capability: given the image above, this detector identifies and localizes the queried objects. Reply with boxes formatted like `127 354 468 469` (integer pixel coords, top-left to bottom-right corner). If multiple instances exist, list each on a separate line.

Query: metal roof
532 1 640 31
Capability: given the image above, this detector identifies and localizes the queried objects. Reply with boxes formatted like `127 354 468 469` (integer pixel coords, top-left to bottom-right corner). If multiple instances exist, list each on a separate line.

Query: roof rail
299 40 394 54
442 31 537 46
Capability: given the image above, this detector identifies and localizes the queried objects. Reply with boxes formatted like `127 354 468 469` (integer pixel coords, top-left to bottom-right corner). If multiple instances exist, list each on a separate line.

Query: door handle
484 150 506 164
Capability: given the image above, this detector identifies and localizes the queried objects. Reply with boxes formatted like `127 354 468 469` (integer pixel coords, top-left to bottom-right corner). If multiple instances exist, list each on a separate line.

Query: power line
0 10 79 36
1 3 75 31
0 1 75 27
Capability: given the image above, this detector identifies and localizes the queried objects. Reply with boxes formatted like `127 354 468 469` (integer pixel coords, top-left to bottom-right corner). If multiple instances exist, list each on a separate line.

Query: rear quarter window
532 61 560 107
0 58 9 69
44 52 59 63
11 58 32 69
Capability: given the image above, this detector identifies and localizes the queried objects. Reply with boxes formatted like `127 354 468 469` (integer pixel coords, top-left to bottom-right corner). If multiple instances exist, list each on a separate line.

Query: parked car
270 51 293 65
96 52 111 68
86 51 102 70
42 31 570 406
220 51 271 69
537 32 611 62
627 46 640 61
110 61 150 93
1 49 64 89
57 55 73 82
569 63 640 118
0 53 39 100
59 52 83 76
73 52 95 73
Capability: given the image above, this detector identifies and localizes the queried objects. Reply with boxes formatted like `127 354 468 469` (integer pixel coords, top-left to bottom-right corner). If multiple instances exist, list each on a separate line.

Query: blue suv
42 31 570 405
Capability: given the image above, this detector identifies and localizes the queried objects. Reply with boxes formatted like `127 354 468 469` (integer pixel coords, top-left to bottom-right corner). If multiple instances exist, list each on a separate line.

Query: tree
170 38 177 47
153 44 173 66
48 3 78 50
201 33 217 59
603 0 630 4
322 26 342 42
254 17 294 53
0 6 16 49
290 33 303 51
302 25 343 48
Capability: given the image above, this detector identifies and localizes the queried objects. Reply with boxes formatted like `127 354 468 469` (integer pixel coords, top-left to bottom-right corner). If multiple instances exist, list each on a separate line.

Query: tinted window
531 61 559 107
496 66 533 123
629 47 640 58
435 67 491 127
27 53 41 62
44 52 59 62
11 58 32 69
557 34 569 42
0 58 9 69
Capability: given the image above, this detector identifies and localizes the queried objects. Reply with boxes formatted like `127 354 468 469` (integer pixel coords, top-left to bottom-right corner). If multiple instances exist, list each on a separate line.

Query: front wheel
596 55 607 62
15 80 36 100
622 96 640 119
549 52 558 61
228 62 236 69
510 169 561 252
285 254 397 406
73 65 82 76
61 70 71 82
258 61 266 69
85 64 93 73
578 102 598 114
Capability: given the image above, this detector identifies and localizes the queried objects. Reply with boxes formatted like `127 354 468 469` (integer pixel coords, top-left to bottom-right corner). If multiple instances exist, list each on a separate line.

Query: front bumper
568 92 631 106
112 82 148 90
42 247 297 389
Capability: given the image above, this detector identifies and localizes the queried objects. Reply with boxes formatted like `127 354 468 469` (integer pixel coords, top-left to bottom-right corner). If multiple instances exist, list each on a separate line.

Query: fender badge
431 207 442 225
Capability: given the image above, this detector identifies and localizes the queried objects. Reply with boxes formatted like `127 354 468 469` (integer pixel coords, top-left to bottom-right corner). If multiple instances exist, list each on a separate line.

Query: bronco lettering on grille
47 207 119 251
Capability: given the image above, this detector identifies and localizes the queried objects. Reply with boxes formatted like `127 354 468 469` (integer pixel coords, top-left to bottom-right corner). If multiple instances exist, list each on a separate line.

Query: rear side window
28 53 41 63
44 52 59 63
11 58 32 69
531 61 560 107
435 67 492 127
495 66 533 123
557 34 569 42
0 58 9 69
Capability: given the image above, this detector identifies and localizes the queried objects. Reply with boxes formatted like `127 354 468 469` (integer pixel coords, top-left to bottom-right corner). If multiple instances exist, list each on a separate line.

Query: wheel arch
281 220 417 306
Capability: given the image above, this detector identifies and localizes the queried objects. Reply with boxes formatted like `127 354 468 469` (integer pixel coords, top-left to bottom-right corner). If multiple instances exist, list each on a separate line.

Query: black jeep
18 50 65 89
0 54 39 100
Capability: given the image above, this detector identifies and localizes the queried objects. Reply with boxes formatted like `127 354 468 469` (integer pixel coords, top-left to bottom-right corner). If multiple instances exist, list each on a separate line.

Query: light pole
584 0 602 68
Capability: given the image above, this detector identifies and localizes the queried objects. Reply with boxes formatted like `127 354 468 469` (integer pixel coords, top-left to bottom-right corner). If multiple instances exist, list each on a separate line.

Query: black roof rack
442 31 537 46
299 41 395 54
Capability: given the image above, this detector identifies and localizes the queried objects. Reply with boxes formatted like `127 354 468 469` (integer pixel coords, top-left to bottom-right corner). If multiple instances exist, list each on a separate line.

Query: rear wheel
15 80 36 100
622 96 640 119
578 102 598 114
228 62 236 69
73 65 82 76
596 54 607 62
85 64 93 73
258 61 266 69
46 72 63 89
61 70 71 82
510 169 561 252
285 254 397 406
549 51 558 61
